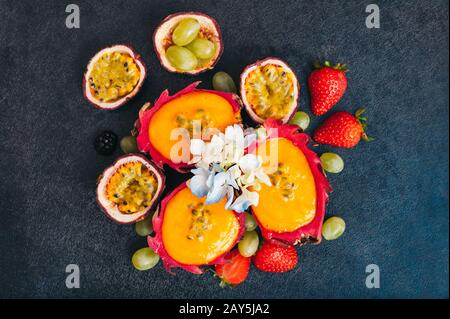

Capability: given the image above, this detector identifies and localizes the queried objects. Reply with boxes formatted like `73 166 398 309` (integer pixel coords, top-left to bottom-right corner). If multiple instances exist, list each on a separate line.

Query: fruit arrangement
90 12 372 286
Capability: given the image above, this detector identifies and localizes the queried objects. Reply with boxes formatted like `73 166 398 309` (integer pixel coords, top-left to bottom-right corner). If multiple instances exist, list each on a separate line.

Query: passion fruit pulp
248 119 332 245
83 45 146 110
96 154 165 224
240 58 300 123
136 82 242 172
153 12 223 74
148 182 245 274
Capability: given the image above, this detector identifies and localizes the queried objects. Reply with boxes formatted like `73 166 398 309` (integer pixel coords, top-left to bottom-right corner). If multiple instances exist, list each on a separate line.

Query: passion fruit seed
320 152 344 174
120 135 138 154
322 216 346 240
132 247 160 271
89 52 140 103
186 202 212 242
212 71 237 93
166 45 198 71
269 163 298 202
238 231 259 257
289 111 310 130
106 162 158 214
185 38 216 59
245 64 295 120
176 109 211 136
135 213 154 236
244 212 257 231
172 18 201 46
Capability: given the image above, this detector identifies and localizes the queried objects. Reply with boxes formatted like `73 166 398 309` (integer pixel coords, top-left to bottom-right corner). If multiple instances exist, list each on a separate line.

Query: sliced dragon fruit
136 82 242 173
148 182 245 274
248 119 332 245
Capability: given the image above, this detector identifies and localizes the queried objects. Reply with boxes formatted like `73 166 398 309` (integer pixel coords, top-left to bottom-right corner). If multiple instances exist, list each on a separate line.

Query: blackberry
94 131 118 155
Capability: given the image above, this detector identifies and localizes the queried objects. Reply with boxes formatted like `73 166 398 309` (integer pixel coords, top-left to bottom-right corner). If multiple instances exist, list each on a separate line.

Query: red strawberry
308 61 348 116
314 108 373 148
253 242 298 273
215 250 250 287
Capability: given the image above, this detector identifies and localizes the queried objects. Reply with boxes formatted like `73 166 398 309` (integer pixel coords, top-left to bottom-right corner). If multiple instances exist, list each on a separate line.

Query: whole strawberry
215 249 251 287
314 108 373 148
308 61 348 116
253 241 298 273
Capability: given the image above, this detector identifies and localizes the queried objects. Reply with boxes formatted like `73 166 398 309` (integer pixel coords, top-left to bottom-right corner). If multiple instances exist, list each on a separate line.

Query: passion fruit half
240 58 299 123
96 154 165 224
153 12 223 75
148 182 245 274
83 45 146 110
136 82 242 172
248 119 332 245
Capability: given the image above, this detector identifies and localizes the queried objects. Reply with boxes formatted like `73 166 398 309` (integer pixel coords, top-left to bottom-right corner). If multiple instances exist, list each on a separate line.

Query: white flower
238 154 271 187
188 139 205 165
205 171 228 204
187 124 272 212
227 186 259 213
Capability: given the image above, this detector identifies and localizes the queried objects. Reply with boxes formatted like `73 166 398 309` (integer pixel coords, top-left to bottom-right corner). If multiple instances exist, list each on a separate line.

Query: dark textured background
0 0 448 299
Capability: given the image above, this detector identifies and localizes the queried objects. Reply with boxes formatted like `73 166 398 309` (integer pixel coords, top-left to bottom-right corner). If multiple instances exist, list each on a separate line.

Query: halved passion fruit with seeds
240 58 299 123
248 119 332 245
148 182 245 274
153 12 223 74
83 45 146 110
96 154 165 224
136 82 242 172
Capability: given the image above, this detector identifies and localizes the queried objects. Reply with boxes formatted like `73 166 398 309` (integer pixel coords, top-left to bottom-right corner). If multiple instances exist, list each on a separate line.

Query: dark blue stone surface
0 0 448 298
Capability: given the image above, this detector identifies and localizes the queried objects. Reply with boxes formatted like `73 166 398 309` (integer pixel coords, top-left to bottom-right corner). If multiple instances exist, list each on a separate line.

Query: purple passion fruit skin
96 154 165 224
153 12 223 75
240 57 300 124
83 45 147 110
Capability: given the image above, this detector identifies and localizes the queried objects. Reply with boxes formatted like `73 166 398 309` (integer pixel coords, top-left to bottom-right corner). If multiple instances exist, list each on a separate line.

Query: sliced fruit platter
89 12 372 287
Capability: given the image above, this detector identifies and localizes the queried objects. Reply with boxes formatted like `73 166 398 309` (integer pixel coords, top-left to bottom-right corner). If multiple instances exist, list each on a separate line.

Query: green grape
120 135 138 154
166 46 198 71
185 38 216 59
135 214 154 237
322 216 346 240
238 231 259 257
244 212 257 231
212 71 237 93
131 247 159 271
172 18 200 46
289 111 310 130
320 152 344 174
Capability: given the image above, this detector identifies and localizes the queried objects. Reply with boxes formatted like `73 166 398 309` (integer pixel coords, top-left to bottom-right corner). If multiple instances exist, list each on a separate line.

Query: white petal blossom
187 124 271 211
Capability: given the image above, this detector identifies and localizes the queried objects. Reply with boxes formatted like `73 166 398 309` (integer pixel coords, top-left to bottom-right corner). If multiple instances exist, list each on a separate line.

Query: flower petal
244 133 257 148
239 154 260 174
205 172 229 204
255 169 272 186
190 139 205 156
206 171 215 188
188 155 201 165
228 194 250 213
225 186 234 209
191 167 209 176
188 174 209 197
240 172 256 185
245 189 259 207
